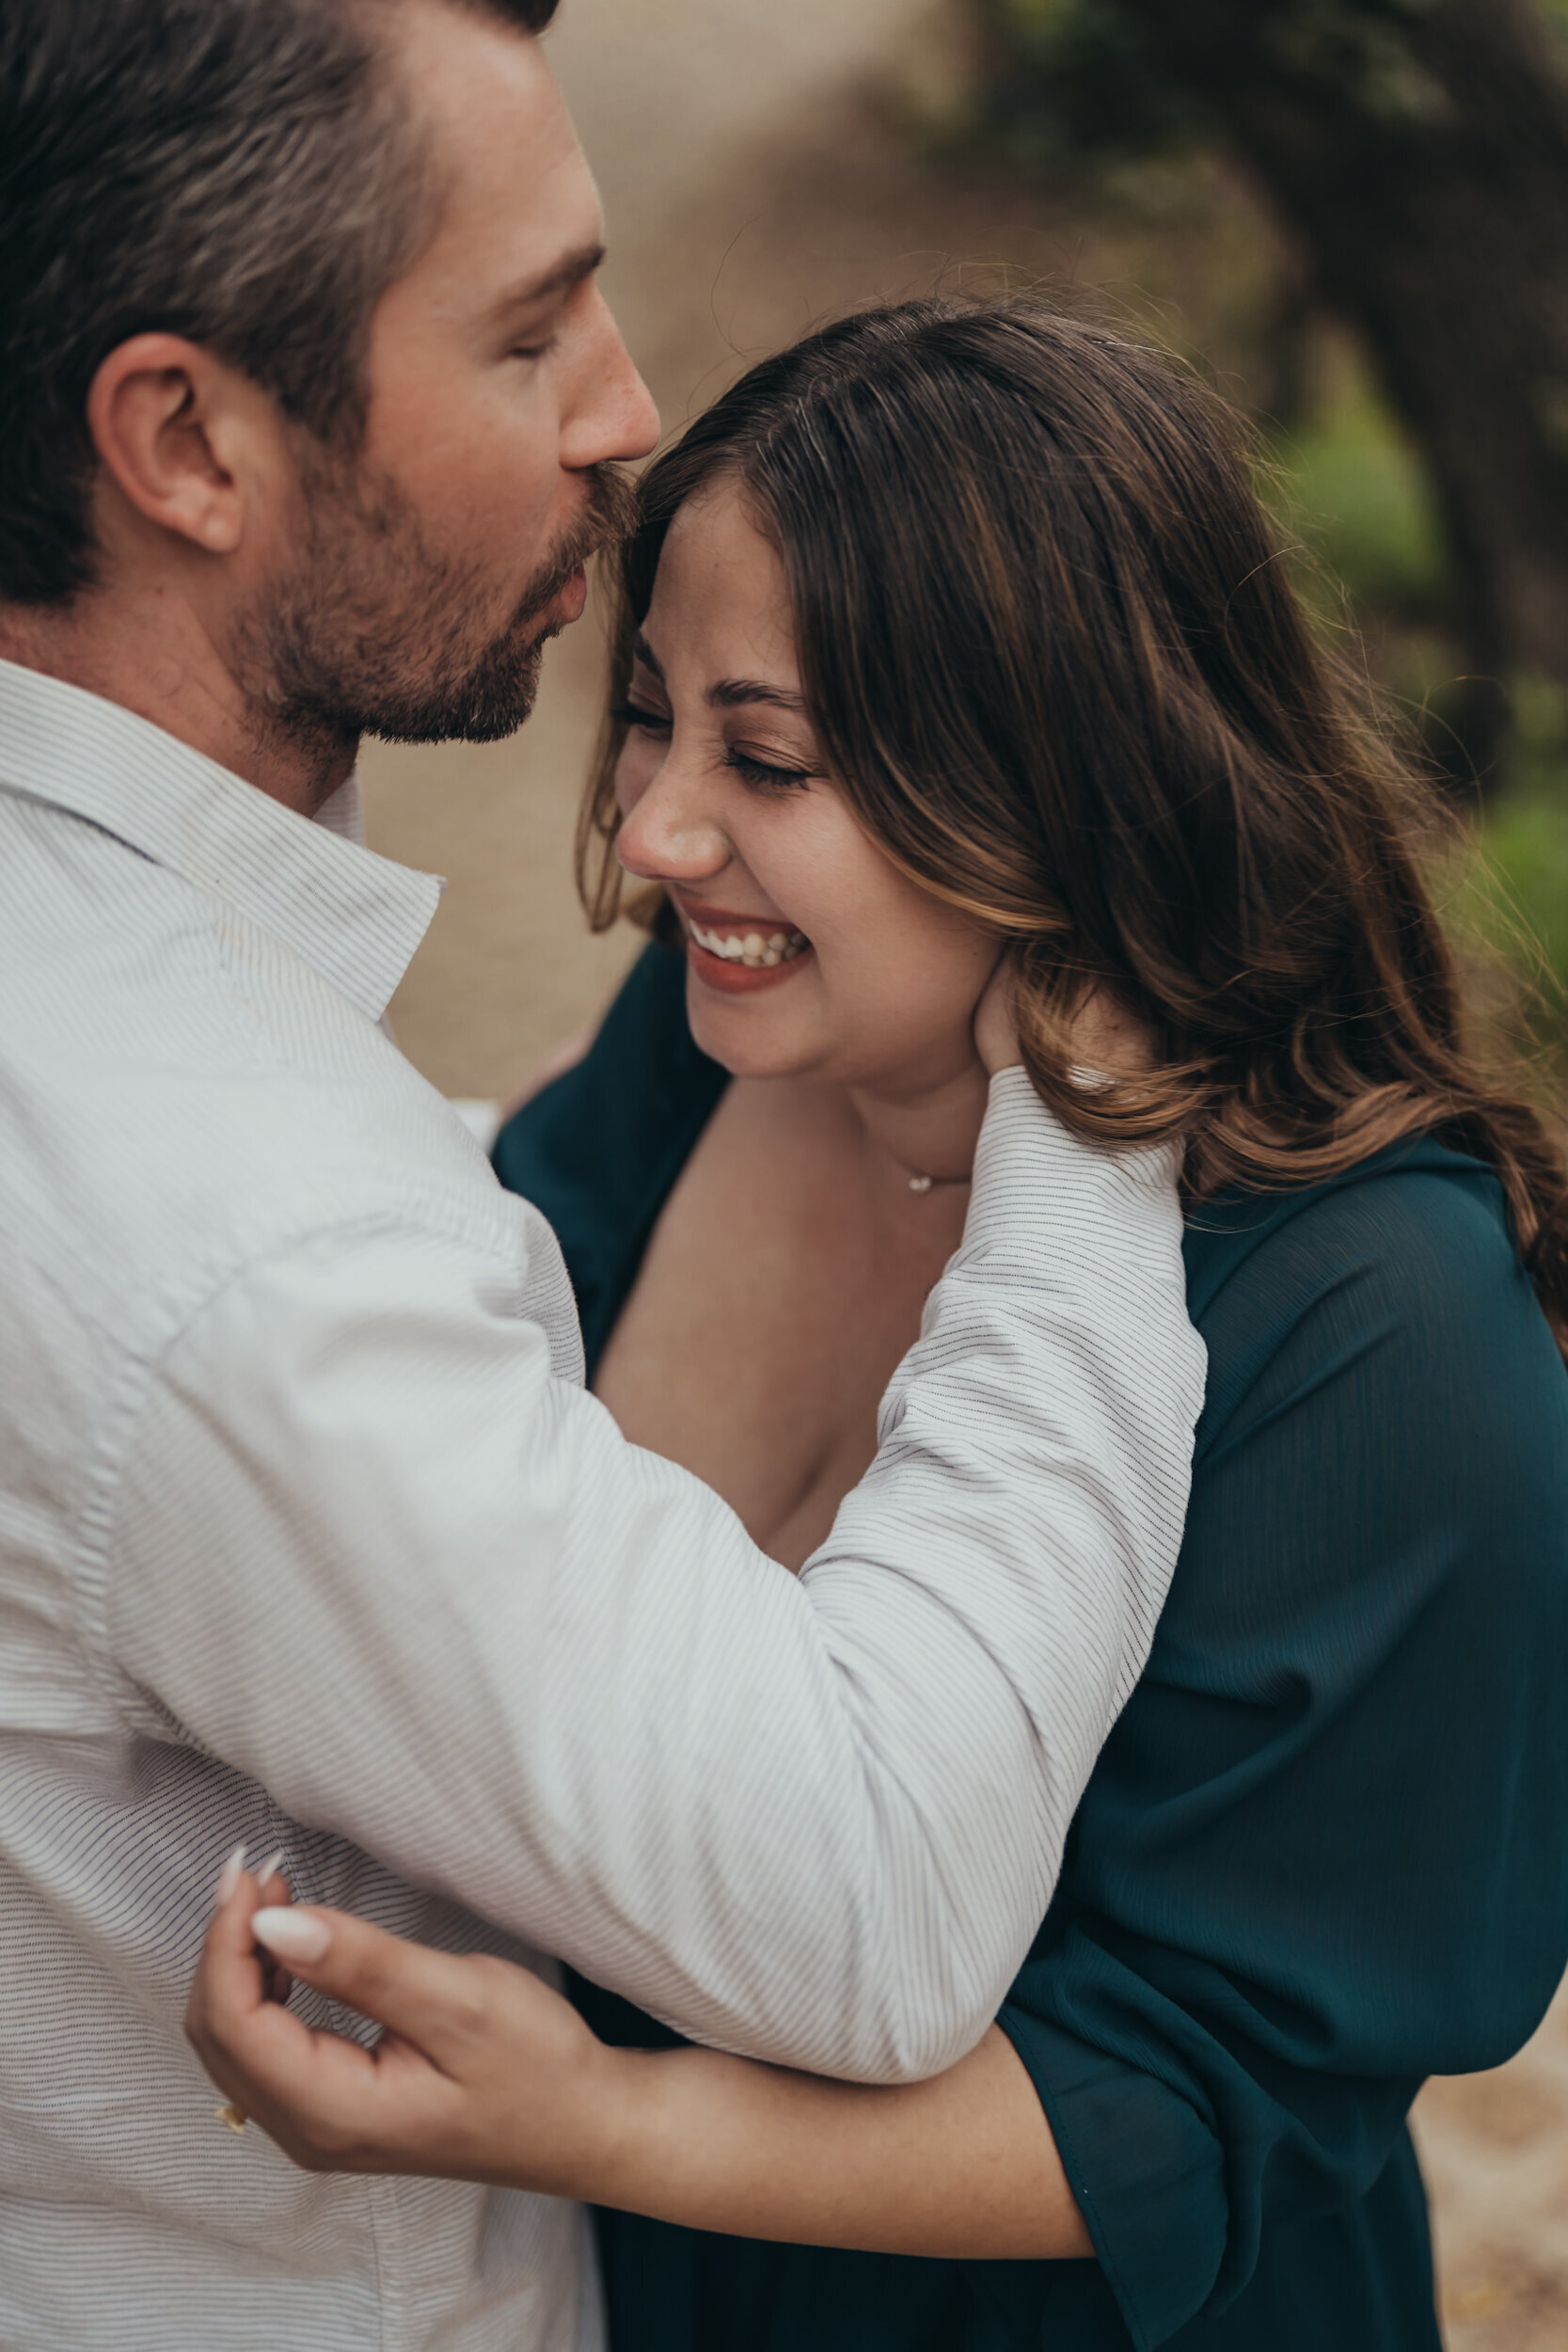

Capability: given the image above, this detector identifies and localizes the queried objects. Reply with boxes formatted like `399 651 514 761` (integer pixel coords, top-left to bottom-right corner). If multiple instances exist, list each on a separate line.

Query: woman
188 301 1568 2350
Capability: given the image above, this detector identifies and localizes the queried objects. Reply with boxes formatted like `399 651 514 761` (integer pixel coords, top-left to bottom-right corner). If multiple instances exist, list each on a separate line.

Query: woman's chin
685 981 822 1083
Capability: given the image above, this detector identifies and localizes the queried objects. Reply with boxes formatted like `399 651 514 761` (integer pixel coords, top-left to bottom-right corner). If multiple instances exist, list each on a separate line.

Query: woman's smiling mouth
677 905 815 993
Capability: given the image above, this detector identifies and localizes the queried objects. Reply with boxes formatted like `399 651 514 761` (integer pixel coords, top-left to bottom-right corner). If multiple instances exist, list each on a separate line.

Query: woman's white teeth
689 922 809 970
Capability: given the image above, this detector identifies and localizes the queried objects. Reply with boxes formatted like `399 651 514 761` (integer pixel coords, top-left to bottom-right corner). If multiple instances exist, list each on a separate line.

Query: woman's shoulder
1184 1136 1566 1480
1187 1136 1541 1336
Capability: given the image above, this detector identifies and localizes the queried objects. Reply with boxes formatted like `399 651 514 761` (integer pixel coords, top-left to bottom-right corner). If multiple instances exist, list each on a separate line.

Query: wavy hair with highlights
579 298 1568 1349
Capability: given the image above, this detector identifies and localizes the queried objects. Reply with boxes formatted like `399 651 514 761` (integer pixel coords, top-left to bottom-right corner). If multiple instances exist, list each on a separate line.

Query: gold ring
215 2102 247 2135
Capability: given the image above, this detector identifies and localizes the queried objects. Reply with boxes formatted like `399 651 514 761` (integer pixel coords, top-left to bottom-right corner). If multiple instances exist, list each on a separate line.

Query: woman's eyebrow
707 678 807 712
629 635 805 712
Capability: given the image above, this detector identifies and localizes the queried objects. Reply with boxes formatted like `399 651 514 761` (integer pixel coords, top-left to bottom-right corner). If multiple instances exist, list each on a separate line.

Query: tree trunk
1115 0 1568 779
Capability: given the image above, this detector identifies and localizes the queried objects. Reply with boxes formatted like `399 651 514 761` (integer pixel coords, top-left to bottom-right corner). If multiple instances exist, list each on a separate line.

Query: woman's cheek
613 741 659 819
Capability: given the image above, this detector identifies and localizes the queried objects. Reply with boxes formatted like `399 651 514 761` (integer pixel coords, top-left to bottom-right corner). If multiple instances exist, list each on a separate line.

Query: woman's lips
687 935 815 993
678 909 815 994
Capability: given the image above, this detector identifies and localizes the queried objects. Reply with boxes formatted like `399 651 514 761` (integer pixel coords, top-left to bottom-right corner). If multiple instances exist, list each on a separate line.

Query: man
0 0 1205 2344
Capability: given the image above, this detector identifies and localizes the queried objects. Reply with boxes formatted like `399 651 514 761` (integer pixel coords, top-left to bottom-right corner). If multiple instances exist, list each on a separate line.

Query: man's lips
524 565 589 644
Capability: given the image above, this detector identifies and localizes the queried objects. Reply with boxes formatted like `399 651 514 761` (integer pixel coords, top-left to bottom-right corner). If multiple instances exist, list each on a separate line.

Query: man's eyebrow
708 677 807 712
488 242 606 321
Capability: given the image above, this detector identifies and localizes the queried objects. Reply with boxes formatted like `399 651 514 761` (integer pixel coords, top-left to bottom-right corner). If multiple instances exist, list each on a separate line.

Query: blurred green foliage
952 0 1568 1074
1270 388 1568 1073
967 0 1566 164
965 0 1200 169
1256 387 1568 1066
1266 387 1448 622
1479 685 1568 1028
1484 792 1568 1004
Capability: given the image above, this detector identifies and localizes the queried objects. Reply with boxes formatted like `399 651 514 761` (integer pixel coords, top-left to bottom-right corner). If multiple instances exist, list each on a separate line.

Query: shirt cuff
998 2004 1227 2351
965 1067 1184 1262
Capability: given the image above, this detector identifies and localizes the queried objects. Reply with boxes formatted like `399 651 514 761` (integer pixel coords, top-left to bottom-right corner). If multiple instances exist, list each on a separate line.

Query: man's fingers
1067 984 1155 1076
247 1905 501 2076
974 955 1022 1074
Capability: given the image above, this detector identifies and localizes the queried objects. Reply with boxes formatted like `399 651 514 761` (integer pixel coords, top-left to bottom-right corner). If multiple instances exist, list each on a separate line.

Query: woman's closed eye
610 701 816 792
724 744 816 792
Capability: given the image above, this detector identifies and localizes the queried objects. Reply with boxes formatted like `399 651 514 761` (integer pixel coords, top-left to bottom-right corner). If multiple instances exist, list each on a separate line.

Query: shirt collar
0 655 444 1020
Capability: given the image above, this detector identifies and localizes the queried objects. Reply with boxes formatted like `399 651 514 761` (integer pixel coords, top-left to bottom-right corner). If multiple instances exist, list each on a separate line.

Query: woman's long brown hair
579 298 1568 1348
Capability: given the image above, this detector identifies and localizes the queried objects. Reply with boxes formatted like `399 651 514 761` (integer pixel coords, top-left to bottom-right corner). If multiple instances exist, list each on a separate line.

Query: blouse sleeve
996 1153 1568 2348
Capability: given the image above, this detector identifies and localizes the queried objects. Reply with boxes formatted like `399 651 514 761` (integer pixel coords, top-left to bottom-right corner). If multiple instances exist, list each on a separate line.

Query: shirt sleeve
103 1071 1204 2084
993 1163 1568 2345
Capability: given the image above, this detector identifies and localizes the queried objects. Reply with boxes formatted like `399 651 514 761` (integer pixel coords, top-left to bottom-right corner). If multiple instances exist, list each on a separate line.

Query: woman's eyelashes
723 745 815 791
609 701 816 791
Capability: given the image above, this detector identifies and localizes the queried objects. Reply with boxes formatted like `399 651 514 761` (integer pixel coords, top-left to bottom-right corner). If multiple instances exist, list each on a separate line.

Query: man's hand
973 958 1023 1075
974 955 1156 1082
183 1867 617 2191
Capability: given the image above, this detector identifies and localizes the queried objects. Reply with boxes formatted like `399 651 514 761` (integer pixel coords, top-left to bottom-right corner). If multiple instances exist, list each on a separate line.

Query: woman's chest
593 1082 968 1569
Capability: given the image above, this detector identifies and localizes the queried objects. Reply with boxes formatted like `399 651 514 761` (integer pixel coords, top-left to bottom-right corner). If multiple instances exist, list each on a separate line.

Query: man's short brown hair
0 0 559 603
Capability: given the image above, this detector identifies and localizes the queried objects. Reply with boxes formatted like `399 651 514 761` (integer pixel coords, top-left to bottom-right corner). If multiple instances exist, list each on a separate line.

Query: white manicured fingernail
214 1845 246 1908
256 1851 286 1887
251 1908 331 1965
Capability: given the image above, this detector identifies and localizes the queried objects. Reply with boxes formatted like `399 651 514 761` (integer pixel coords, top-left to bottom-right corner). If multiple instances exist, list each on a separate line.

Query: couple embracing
2 1 1565 2348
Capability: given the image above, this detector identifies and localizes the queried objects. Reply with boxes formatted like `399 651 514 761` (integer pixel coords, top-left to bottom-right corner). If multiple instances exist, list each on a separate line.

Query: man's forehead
392 8 584 194
390 6 603 302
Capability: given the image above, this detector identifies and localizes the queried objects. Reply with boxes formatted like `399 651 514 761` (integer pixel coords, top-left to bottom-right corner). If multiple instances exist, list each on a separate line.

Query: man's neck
0 594 356 817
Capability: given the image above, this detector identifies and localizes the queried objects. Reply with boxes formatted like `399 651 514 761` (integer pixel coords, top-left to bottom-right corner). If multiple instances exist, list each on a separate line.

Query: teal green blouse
493 943 1568 2352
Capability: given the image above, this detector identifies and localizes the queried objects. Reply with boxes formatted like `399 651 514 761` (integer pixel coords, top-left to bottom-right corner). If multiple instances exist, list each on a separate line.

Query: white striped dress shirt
0 654 1204 2349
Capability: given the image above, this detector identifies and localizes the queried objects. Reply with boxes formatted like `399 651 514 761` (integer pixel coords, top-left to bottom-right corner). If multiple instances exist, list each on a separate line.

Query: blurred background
360 6 1568 2339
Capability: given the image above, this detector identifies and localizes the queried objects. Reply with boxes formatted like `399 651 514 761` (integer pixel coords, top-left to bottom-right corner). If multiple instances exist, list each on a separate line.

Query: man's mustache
520 463 641 622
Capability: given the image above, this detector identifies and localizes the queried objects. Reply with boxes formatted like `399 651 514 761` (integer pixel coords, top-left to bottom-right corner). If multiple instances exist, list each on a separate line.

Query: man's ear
85 334 278 559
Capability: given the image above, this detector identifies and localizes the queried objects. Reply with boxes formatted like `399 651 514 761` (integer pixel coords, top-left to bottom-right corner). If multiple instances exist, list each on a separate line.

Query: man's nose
564 287 658 469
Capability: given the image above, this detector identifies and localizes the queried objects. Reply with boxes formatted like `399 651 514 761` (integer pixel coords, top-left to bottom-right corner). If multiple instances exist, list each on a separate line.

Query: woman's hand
184 1868 622 2193
185 1872 1092 2259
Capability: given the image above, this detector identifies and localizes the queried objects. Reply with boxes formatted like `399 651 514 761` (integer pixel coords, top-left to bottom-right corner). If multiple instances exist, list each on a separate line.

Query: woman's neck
842 1055 991 1193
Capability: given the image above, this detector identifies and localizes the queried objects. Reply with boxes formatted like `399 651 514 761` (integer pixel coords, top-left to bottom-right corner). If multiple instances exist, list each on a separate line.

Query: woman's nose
616 759 731 884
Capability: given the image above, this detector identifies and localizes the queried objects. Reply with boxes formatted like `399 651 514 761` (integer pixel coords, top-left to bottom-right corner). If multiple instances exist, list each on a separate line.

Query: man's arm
116 1072 1204 2081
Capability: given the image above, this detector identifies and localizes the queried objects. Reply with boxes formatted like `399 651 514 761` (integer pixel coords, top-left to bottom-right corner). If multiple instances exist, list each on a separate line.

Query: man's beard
238 450 638 772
